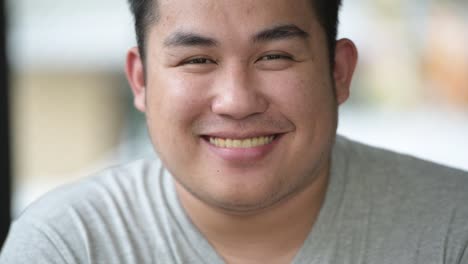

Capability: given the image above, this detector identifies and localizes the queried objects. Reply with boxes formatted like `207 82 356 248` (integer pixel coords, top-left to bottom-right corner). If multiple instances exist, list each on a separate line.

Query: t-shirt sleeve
0 220 79 264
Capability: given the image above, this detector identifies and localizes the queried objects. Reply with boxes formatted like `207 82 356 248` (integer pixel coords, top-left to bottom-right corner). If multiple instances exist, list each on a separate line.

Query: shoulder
335 135 468 222
337 137 468 242
17 158 163 222
2 158 166 263
335 135 468 258
336 135 468 193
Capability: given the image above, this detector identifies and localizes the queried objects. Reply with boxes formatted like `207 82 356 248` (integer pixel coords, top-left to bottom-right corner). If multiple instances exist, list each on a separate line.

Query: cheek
146 72 213 166
260 68 335 119
148 72 211 126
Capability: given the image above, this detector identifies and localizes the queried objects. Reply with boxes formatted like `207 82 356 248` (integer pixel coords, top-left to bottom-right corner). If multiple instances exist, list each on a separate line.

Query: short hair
128 0 342 66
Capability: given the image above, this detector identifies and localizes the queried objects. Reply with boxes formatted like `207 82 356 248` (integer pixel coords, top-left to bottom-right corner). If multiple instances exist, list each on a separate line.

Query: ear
126 47 146 112
333 38 358 105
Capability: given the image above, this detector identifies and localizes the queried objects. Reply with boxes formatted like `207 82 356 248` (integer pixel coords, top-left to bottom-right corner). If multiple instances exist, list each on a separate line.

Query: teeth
233 140 241 148
208 136 275 148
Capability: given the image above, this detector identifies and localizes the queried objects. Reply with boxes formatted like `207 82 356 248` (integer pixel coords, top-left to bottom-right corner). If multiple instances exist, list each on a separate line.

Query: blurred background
6 0 468 219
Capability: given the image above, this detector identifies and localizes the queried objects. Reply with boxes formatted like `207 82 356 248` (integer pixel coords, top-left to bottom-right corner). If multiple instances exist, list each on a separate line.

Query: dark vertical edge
0 0 11 248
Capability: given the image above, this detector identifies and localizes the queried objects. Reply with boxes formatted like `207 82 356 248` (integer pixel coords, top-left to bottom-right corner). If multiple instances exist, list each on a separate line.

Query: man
1 0 468 263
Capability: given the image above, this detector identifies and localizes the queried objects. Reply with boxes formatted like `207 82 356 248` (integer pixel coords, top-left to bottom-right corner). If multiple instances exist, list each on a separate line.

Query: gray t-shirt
1 136 468 263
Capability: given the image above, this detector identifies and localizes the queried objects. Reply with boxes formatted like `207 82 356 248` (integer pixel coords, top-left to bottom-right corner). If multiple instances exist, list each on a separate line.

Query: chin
197 179 298 214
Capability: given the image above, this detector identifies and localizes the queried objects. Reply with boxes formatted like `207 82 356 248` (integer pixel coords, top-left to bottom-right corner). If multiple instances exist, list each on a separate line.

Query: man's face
127 0 355 212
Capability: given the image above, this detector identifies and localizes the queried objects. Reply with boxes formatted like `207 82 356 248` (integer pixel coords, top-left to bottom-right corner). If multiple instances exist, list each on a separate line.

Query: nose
211 64 268 120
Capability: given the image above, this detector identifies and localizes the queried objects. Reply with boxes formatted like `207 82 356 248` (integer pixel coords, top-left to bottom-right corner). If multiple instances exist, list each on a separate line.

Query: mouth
203 134 280 149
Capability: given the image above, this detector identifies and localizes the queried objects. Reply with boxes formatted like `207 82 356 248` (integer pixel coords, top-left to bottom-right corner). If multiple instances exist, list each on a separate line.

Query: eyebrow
164 32 219 47
252 24 309 43
163 24 309 48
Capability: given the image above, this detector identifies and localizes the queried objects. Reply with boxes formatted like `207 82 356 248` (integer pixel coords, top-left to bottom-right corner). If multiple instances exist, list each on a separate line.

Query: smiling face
126 0 357 212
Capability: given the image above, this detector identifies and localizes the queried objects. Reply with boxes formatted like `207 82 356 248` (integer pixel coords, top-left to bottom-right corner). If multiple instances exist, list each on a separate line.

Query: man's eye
258 54 292 61
183 58 216 65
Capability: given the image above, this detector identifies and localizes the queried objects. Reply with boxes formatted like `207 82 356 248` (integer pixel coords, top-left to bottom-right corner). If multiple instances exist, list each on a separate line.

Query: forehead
152 0 319 41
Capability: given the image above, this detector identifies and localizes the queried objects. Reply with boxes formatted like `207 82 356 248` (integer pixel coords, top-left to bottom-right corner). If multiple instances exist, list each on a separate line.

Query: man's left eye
258 54 292 61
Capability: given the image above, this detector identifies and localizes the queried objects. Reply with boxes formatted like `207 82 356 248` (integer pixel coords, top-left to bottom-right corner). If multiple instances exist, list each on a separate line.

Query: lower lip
202 135 283 163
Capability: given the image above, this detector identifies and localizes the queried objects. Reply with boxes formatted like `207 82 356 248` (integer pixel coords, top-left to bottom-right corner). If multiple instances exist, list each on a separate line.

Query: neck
175 160 330 264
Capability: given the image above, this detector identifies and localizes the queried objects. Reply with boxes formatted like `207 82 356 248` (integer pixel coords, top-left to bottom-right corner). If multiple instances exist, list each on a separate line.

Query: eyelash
181 54 293 66
183 57 216 65
257 54 292 61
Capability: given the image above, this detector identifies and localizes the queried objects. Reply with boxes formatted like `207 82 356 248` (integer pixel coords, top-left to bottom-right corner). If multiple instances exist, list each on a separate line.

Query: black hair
127 0 342 66
127 0 156 61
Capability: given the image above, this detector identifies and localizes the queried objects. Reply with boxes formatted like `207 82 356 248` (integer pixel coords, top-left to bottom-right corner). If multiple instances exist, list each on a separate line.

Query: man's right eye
182 58 216 65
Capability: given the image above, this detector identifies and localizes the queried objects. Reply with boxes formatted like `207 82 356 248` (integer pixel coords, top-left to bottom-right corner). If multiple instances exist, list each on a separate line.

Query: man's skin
126 0 357 263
